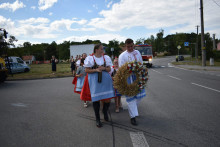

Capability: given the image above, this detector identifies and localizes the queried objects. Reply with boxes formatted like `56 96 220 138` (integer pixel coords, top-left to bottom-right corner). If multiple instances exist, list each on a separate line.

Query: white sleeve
118 53 125 67
109 66 114 75
76 60 80 66
83 56 94 67
104 55 113 67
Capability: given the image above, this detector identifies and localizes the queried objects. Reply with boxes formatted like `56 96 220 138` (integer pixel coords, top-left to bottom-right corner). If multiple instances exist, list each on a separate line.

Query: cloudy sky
0 0 219 46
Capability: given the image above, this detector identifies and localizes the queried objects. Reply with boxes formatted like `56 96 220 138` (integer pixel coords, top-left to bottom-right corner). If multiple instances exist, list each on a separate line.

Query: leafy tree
135 38 145 45
8 35 18 48
155 29 164 52
46 41 57 60
105 39 122 58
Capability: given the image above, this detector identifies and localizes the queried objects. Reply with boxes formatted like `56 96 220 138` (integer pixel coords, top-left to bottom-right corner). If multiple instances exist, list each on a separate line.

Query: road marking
130 132 149 147
168 63 174 67
191 83 220 93
167 75 181 80
151 69 162 74
11 103 27 107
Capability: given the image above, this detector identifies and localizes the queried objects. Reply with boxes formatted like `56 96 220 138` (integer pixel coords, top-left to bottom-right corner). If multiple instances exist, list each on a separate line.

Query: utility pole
200 0 206 66
213 34 216 50
196 25 199 60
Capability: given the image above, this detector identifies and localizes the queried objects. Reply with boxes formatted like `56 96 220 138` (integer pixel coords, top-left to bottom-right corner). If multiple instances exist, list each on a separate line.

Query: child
110 58 122 113
75 58 88 107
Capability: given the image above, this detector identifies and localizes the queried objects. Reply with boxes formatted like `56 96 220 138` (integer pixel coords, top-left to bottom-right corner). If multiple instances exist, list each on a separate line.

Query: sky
0 0 220 46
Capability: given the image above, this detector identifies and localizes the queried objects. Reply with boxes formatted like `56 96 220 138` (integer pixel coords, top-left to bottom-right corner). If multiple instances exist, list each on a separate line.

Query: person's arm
85 67 102 73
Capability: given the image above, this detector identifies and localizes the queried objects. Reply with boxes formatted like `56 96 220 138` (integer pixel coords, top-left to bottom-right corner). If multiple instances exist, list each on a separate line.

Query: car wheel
24 68 29 72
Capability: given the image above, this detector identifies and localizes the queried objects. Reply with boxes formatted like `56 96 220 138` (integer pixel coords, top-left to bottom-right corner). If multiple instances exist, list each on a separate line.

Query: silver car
6 62 30 73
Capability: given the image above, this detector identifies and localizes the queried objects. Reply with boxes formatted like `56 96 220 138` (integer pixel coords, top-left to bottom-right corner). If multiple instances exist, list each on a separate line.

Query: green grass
7 63 72 80
172 57 220 67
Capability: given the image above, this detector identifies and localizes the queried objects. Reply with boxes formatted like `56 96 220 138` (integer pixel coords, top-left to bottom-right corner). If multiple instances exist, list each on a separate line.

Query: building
217 42 220 51
22 55 36 64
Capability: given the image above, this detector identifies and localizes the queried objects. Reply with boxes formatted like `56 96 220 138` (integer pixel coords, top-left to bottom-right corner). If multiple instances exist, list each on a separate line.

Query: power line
212 0 220 7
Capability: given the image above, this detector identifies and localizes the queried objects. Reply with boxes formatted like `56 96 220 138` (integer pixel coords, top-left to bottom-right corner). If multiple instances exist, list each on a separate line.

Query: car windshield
16 58 24 64
135 46 152 55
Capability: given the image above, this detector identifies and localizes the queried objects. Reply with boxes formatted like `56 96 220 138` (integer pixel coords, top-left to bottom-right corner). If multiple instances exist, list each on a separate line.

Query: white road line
167 75 181 80
11 103 28 107
191 83 220 93
151 69 163 74
130 132 149 147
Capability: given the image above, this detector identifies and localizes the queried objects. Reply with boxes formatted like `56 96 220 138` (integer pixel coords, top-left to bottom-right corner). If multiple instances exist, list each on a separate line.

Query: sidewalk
174 64 220 71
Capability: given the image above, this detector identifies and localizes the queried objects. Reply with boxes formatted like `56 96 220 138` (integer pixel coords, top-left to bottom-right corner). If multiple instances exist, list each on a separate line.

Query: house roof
22 55 34 60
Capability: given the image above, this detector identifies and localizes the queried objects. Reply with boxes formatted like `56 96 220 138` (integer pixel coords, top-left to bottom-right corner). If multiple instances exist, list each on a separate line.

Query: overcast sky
0 0 219 46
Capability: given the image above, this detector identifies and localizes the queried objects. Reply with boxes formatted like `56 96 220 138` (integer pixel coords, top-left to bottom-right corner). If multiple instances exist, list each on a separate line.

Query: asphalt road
0 56 220 147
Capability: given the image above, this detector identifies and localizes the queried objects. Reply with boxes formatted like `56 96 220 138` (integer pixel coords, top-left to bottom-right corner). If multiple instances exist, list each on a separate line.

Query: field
7 63 72 80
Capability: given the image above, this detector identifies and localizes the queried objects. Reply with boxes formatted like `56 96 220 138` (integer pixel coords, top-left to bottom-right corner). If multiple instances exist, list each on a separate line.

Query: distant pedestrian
70 56 76 76
51 56 58 74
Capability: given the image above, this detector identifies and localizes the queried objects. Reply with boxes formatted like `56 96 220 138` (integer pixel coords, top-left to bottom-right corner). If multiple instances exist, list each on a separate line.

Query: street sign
111 48 114 51
184 42 189 46
177 45 181 50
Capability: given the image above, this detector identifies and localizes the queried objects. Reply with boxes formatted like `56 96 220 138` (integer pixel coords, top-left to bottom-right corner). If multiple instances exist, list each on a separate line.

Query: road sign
184 42 189 46
177 45 181 50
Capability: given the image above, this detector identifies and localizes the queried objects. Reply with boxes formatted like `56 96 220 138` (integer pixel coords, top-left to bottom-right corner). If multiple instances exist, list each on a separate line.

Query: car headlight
149 58 152 62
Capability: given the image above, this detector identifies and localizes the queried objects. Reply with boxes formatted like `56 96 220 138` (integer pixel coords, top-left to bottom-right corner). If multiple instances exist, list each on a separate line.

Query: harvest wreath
113 61 148 96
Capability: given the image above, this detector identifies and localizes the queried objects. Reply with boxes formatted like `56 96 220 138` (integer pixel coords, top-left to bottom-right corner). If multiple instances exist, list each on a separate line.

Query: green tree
106 39 122 58
155 29 164 52
46 41 57 60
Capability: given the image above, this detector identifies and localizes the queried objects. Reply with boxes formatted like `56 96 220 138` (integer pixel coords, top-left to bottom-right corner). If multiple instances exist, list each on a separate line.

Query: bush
213 50 220 62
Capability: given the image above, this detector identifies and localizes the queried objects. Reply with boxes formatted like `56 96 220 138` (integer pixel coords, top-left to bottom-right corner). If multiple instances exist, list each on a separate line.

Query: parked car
5 56 27 65
6 62 30 74
176 55 184 62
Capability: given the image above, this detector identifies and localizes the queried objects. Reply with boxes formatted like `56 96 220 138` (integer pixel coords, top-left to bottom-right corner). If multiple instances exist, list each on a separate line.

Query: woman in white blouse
80 44 115 128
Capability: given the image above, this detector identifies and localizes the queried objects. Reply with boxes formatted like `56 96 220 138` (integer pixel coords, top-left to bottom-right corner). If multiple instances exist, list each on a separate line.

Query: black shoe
104 114 109 122
131 117 137 126
96 120 102 128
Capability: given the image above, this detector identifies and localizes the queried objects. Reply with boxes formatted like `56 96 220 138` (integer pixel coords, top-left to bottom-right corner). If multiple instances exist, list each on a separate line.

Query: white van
6 56 26 65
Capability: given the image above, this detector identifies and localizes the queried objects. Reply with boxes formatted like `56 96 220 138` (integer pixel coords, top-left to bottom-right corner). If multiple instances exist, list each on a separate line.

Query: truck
70 44 95 58
135 44 153 67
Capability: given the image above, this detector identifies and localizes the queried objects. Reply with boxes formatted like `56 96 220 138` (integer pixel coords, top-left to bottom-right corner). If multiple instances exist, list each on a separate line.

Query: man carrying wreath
118 38 146 125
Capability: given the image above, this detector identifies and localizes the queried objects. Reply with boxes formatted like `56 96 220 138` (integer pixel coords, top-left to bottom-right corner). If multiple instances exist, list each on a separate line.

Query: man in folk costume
118 38 146 126
80 44 115 128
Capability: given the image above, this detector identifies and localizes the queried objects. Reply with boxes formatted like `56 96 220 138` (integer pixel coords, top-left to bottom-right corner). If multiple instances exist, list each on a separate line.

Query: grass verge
172 57 220 66
7 63 73 80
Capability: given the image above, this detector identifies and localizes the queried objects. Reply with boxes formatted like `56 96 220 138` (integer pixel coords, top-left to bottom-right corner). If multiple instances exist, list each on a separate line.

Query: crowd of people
72 38 146 128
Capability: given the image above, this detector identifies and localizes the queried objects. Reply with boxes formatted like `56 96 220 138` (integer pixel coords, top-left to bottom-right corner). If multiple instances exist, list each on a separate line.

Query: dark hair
93 44 102 53
80 58 85 65
125 38 134 44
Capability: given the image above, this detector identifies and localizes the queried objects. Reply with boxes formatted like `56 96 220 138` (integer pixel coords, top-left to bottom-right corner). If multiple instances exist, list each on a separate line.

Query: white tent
70 44 95 58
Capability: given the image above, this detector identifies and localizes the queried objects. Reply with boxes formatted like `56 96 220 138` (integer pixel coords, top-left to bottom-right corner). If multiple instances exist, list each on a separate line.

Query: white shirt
118 50 143 67
84 55 113 68
76 60 81 67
